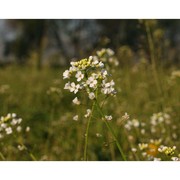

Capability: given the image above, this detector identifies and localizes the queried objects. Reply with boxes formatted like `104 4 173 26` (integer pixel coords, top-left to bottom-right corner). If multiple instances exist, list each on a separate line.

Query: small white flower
110 80 115 86
122 112 129 120
131 148 137 152
69 66 77 72
132 119 139 127
0 117 4 121
158 145 167 152
142 152 147 157
73 115 78 121
17 118 22 124
17 145 24 151
1 123 7 128
101 70 108 77
75 71 84 82
88 56 93 61
69 82 80 94
101 80 115 95
158 117 164 123
5 127 12 134
11 119 17 126
141 129 145 134
17 126 22 132
86 77 97 88
171 157 179 161
12 113 17 118
96 133 102 137
88 92 95 100
98 62 104 68
84 109 92 118
7 113 11 119
70 61 76 66
125 123 131 130
105 115 112 121
107 48 114 56
26 126 30 132
64 82 71 90
92 59 99 65
72 97 81 105
138 143 148 150
63 70 71 79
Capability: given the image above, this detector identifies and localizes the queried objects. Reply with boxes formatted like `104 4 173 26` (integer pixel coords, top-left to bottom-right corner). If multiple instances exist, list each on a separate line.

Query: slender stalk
29 152 37 161
95 100 126 161
83 101 96 160
22 143 37 161
145 21 162 95
13 134 37 161
0 152 6 160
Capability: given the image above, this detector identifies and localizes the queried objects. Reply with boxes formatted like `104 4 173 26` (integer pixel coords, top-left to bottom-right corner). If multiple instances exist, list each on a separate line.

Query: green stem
83 101 96 161
145 21 162 95
19 142 37 161
0 152 6 160
95 100 126 161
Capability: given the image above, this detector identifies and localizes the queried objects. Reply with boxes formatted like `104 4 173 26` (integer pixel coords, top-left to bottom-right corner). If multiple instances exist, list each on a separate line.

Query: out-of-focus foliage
0 20 179 68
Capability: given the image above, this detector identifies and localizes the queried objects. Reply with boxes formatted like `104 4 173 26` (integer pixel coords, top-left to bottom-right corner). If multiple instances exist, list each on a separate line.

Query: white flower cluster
0 113 30 139
158 145 176 156
150 112 171 126
105 115 113 121
171 154 180 161
138 143 148 151
84 109 92 118
125 119 140 130
47 87 61 95
96 48 119 67
63 56 116 99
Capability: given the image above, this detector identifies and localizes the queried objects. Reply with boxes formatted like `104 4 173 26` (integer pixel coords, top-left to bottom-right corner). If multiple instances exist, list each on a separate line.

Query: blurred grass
0 63 179 160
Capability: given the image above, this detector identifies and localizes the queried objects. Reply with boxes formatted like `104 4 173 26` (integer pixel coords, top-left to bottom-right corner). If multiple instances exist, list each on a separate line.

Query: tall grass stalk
145 21 162 96
95 100 126 161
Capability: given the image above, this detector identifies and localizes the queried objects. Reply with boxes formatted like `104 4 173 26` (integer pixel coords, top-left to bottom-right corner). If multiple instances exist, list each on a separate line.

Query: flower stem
95 101 126 161
0 152 6 160
20 142 37 161
145 21 162 96
83 101 96 160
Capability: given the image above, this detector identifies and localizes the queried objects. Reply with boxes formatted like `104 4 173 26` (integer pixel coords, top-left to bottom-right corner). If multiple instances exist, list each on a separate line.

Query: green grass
0 63 179 160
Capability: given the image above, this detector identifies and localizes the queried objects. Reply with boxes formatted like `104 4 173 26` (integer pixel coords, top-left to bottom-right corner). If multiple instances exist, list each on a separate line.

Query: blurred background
0 19 179 68
0 19 179 161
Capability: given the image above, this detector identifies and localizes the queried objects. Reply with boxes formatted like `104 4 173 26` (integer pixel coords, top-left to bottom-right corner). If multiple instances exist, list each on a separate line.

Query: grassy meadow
0 56 179 160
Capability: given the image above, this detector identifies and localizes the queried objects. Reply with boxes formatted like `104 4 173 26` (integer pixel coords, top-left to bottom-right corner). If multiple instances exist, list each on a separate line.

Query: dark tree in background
1 19 180 68
7 20 52 69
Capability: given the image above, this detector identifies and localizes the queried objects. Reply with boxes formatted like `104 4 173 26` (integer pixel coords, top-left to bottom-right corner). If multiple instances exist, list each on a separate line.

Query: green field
0 59 179 160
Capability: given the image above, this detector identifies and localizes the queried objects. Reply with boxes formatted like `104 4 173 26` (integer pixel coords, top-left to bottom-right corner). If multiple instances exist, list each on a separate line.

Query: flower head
72 97 81 105
75 71 84 82
73 115 79 121
105 115 113 121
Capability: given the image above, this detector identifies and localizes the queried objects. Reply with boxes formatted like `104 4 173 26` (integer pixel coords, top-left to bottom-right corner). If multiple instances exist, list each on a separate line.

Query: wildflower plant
0 113 35 160
63 55 126 160
124 111 179 161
